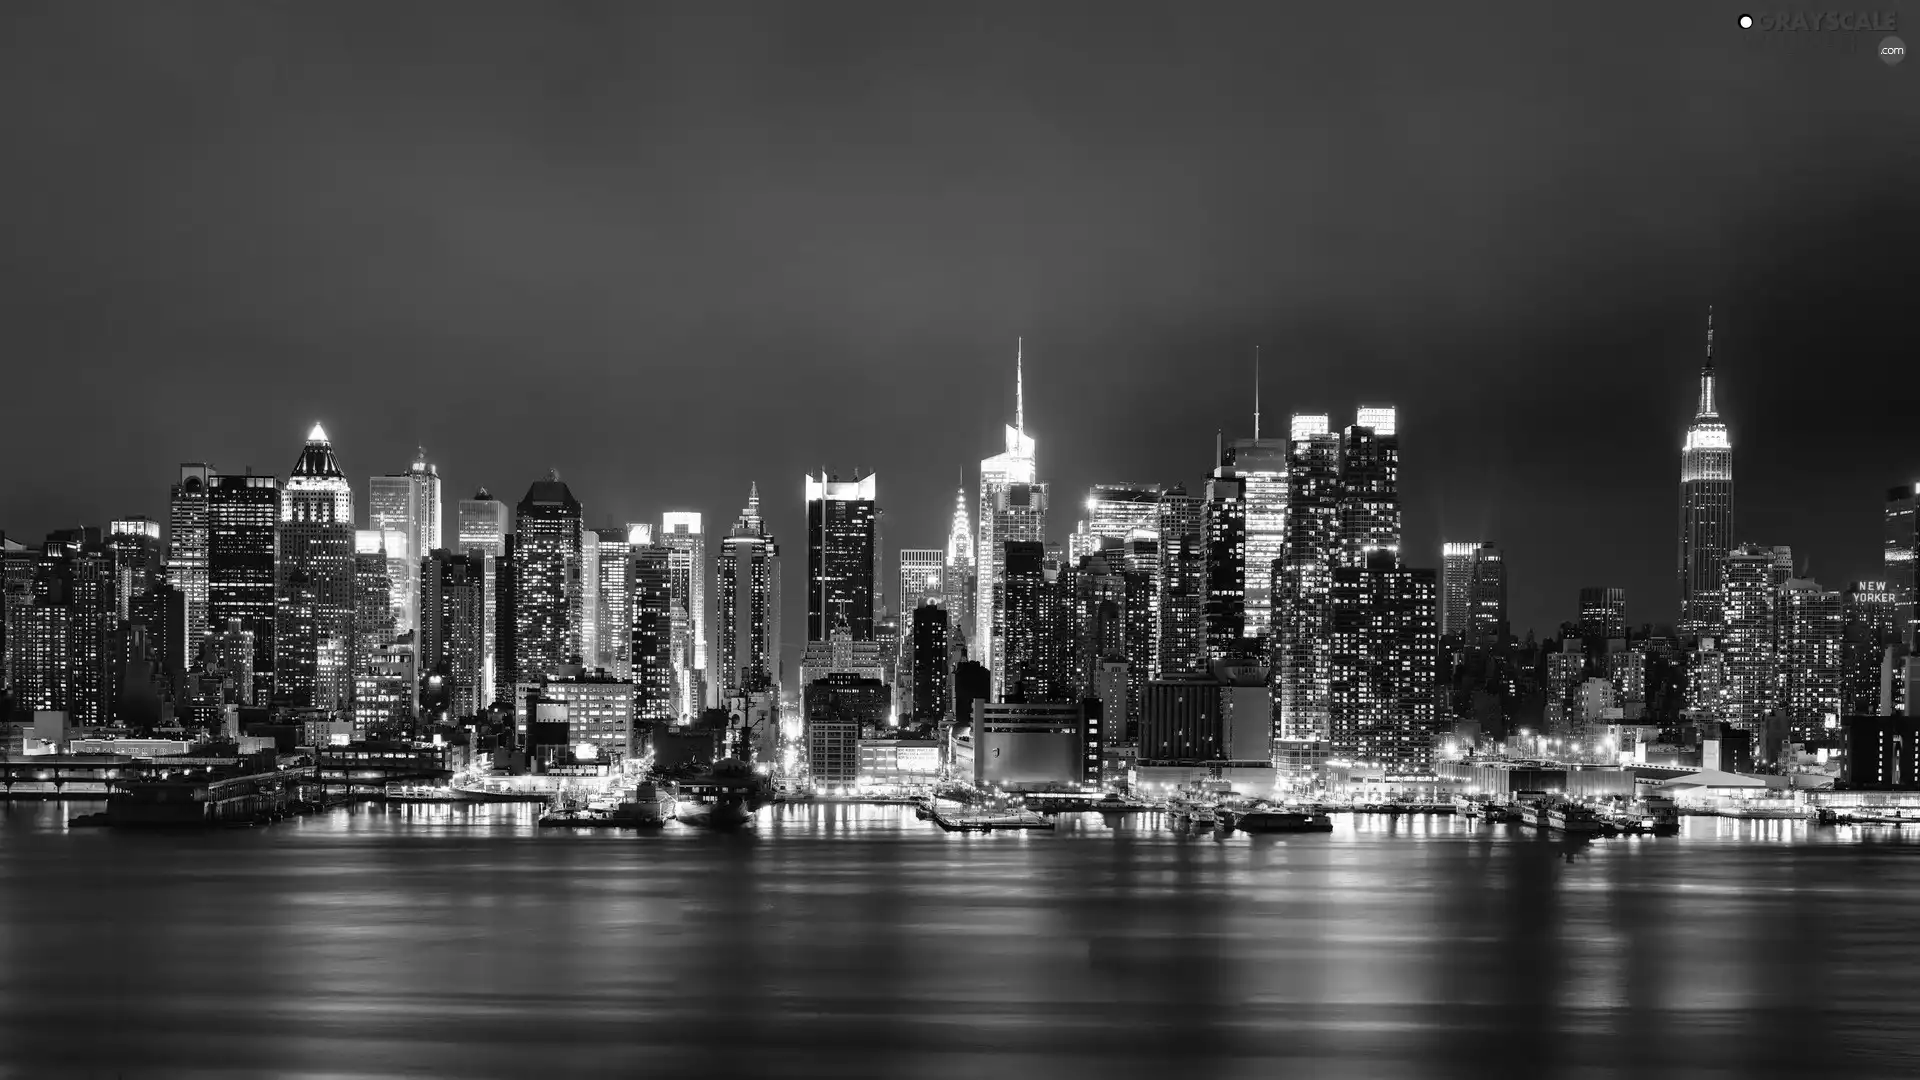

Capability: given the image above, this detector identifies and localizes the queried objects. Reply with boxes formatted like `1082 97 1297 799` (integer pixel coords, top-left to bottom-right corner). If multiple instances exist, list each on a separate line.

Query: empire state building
1679 308 1734 634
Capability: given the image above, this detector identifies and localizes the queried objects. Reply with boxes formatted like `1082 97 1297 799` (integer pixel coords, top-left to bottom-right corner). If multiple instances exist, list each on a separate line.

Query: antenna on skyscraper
1253 345 1261 441
1705 305 1715 368
1015 336 1024 435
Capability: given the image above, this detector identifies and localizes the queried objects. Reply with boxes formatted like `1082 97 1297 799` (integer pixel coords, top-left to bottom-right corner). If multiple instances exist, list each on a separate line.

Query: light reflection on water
3 801 1919 1079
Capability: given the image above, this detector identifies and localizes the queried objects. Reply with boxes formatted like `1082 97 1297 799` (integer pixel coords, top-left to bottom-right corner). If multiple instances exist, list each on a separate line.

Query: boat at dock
1224 806 1334 833
673 759 772 828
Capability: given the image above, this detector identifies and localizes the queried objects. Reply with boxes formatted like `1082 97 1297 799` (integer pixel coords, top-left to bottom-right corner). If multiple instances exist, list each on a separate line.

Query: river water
1 801 1916 1079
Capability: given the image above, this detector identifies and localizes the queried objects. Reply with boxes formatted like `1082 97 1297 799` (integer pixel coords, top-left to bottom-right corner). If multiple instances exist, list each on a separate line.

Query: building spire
1705 305 1714 370
1695 305 1718 418
1015 336 1024 435
1253 345 1261 441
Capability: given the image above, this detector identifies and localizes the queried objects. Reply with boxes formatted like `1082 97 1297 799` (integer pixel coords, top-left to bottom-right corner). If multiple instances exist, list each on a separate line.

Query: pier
926 800 1055 832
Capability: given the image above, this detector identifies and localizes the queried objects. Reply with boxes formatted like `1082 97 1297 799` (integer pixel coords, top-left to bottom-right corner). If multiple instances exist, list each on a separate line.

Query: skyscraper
368 450 441 637
1156 486 1206 678
1440 542 1507 648
275 424 356 713
630 533 676 722
457 488 511 706
1578 587 1627 643
350 530 396 705
1721 543 1778 734
107 517 164 624
1203 465 1250 659
1338 406 1401 565
1275 414 1340 740
1779 577 1842 742
1887 482 1919 649
513 472 584 685
421 548 486 720
1327 548 1439 771
1843 581 1901 716
806 472 878 642
207 471 278 694
943 485 976 639
899 549 944 613
910 602 950 722
977 342 1049 697
660 512 707 717
717 484 781 698
1000 540 1070 702
594 528 630 677
1223 366 1289 641
167 463 213 669
1680 309 1734 634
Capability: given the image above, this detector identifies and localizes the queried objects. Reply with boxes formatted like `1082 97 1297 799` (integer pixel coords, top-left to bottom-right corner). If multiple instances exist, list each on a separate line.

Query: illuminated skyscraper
594 528 630 677
1203 464 1250 660
457 488 511 705
718 484 781 698
1275 414 1340 740
806 472 878 642
421 548 486 720
1156 485 1206 678
944 485 975 639
167 463 213 669
579 535 600 675
1680 309 1734 634
899 549 944 613
1887 482 1919 649
1338 407 1401 565
207 471 278 695
1578 587 1627 643
1327 548 1439 771
275 424 356 712
513 472 584 684
630 533 676 722
1440 542 1507 648
1721 543 1778 734
661 512 707 717
1779 577 1842 742
977 342 1049 698
107 517 163 624
350 530 396 703
1223 357 1286 640
1000 540 1071 702
1843 581 1902 716
368 450 441 637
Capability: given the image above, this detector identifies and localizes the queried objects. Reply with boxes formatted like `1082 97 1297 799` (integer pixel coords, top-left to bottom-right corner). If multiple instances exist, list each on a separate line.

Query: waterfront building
977 344 1049 697
629 535 676 722
207 472 279 696
804 671 889 789
541 666 637 760
717 484 781 698
1721 543 1780 734
1889 482 1920 649
1275 413 1340 741
1679 309 1734 634
660 511 707 715
806 472 877 643
970 700 1098 789
351 643 414 736
1843 581 1903 716
167 464 215 669
513 472 585 684
1841 714 1920 789
1327 548 1439 772
421 549 486 720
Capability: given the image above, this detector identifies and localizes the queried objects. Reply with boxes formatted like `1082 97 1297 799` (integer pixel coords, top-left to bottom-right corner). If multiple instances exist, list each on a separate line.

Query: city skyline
1 5 1916 659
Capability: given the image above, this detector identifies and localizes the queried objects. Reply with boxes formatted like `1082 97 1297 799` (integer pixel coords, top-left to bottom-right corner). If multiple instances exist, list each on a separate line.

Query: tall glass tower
977 341 1048 698
718 484 781 698
276 424 356 712
167 463 214 669
1680 308 1734 634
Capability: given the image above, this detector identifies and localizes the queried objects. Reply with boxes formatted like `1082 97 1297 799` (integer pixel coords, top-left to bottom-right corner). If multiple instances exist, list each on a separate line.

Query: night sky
2 2 1915 655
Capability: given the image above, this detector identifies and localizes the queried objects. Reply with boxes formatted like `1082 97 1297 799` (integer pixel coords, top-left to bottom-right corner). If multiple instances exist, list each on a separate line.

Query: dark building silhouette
806 471 877 642
910 602 949 722
422 549 486 720
513 472 584 683
630 540 676 722
207 472 279 697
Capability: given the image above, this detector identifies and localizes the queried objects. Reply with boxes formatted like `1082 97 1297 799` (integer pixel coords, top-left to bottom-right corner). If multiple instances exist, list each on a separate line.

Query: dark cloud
1 1 1914 643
